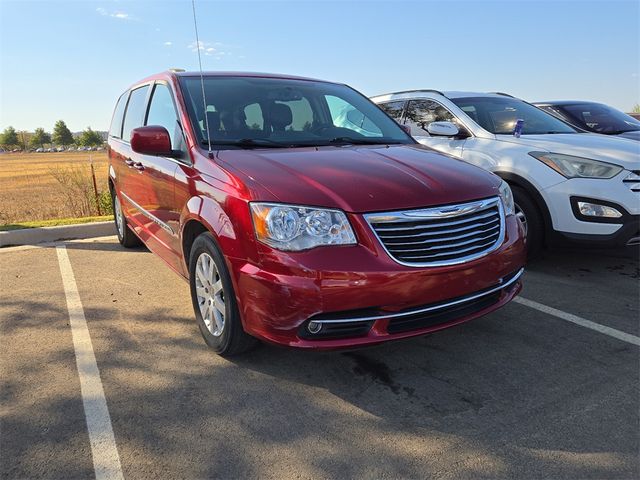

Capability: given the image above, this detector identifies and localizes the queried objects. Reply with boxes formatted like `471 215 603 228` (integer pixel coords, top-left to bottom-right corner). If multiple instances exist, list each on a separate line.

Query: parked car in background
534 101 640 141
371 91 640 254
108 71 525 356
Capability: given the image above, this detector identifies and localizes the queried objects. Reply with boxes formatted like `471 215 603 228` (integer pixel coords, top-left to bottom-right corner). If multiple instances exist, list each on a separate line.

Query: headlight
529 152 623 179
250 203 356 251
498 180 515 216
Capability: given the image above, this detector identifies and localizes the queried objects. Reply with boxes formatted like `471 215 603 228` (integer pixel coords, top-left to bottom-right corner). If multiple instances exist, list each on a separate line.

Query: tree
0 126 19 149
632 104 640 114
18 131 30 151
78 127 104 147
52 120 74 146
30 128 51 148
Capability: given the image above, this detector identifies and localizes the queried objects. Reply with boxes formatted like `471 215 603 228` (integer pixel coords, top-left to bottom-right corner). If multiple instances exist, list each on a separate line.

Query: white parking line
514 296 640 347
56 245 124 480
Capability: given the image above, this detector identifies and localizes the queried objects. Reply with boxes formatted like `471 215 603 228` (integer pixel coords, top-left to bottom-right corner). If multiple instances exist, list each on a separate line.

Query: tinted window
451 97 576 135
327 95 382 137
122 85 150 142
378 101 405 122
405 100 455 135
146 83 180 148
179 76 413 148
109 92 128 139
561 103 640 134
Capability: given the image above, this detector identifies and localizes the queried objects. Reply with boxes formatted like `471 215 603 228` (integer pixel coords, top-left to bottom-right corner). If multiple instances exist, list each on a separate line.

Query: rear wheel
511 185 544 258
189 232 257 356
112 189 141 248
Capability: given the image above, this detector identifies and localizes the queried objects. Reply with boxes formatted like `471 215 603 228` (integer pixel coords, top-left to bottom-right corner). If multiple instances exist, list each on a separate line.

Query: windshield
178 76 414 148
451 96 577 135
560 103 640 134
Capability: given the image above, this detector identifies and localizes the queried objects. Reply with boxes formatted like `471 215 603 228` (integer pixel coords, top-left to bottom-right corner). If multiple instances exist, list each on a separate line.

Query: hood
618 130 640 142
495 133 640 169
218 145 500 213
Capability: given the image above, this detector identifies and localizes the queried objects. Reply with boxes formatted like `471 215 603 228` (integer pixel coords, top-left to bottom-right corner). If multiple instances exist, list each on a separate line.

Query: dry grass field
0 151 110 225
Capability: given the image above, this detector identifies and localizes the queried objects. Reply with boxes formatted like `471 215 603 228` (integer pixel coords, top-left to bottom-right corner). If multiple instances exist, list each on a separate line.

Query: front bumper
228 214 526 349
542 172 640 245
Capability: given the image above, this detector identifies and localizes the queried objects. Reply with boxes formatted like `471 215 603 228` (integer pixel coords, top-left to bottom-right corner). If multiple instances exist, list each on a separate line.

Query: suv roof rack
491 92 514 98
387 89 446 97
168 68 186 73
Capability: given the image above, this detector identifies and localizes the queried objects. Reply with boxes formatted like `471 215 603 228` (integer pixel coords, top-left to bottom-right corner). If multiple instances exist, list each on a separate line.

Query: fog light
307 321 322 334
577 201 622 218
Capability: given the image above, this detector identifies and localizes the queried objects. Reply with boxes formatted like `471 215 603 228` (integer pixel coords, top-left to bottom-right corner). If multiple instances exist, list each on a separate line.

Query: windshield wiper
203 138 289 149
327 137 399 145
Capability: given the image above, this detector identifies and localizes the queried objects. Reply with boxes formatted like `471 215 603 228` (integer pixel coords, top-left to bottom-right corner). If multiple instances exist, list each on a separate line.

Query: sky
1 0 638 132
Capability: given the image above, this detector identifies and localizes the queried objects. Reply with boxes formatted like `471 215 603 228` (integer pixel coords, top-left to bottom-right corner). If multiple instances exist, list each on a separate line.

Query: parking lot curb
0 221 115 248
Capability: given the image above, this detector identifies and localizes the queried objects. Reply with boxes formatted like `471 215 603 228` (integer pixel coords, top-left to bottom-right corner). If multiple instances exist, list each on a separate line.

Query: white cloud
164 41 173 46
96 7 132 21
187 40 232 59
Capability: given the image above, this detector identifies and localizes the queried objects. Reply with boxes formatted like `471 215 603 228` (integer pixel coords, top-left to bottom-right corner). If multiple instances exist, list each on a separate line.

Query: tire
112 189 142 248
511 185 544 258
189 232 258 356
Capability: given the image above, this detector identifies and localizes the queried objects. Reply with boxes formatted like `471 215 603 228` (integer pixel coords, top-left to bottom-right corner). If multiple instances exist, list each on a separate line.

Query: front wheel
511 185 544 258
189 232 258 356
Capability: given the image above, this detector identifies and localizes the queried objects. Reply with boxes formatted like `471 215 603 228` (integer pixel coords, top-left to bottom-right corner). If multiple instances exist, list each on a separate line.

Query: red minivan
108 70 526 356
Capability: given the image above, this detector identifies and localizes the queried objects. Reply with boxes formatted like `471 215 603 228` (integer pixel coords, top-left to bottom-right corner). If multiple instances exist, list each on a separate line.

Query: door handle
125 158 135 167
133 162 145 171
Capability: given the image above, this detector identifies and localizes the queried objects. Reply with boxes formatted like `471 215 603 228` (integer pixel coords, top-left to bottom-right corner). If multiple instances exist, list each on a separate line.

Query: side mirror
399 124 412 135
427 121 459 137
130 126 173 156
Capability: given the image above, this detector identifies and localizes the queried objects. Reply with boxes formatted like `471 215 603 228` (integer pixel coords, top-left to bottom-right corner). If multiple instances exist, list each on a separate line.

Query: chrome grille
365 197 505 267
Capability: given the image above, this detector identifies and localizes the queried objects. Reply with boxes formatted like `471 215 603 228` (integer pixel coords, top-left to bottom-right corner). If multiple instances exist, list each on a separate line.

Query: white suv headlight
529 152 623 179
498 180 515 216
250 203 356 251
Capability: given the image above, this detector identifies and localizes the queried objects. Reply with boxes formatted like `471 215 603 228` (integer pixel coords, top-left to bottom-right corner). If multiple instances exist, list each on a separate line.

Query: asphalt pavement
1 237 638 479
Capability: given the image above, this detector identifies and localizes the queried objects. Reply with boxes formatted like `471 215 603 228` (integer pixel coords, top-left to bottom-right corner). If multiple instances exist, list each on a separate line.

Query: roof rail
385 89 447 97
491 92 514 98
168 68 186 73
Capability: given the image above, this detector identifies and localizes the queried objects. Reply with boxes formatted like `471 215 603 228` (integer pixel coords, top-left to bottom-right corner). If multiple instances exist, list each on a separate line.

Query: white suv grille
623 171 640 192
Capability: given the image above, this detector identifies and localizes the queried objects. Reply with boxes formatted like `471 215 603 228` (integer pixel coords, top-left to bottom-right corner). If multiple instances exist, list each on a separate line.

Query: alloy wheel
195 252 226 336
514 202 528 236
114 195 124 238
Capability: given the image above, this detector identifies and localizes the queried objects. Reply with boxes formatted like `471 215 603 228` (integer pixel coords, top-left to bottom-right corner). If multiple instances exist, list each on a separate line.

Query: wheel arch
179 195 249 271
493 171 553 236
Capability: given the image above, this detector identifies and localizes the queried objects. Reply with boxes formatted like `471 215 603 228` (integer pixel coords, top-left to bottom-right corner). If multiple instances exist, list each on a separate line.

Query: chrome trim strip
388 232 499 253
120 191 175 235
313 268 524 324
368 197 497 223
378 218 499 239
372 210 497 230
386 224 500 246
365 197 506 268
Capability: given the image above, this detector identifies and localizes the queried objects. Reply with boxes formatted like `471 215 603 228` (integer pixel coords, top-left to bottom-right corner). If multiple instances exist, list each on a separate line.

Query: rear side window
122 85 150 142
109 93 128 139
146 83 180 148
378 101 405 123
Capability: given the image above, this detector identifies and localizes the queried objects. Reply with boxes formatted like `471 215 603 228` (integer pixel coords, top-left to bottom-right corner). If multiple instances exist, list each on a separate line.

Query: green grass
0 215 113 231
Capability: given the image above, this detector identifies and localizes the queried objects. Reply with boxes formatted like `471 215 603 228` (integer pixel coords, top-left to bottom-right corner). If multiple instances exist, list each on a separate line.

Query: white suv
371 91 640 253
